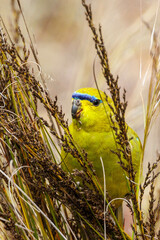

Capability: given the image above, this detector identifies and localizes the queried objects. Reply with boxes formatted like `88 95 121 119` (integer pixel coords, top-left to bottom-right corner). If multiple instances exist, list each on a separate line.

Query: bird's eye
93 99 101 106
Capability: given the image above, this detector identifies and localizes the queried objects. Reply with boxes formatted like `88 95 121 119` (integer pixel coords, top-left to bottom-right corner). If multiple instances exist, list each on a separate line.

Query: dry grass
0 0 160 239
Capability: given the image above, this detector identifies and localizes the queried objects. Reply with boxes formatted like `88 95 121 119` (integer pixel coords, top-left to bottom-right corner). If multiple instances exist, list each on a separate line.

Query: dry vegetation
0 0 160 239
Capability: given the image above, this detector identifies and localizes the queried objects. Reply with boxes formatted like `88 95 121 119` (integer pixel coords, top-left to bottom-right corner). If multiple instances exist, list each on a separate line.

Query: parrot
62 87 142 223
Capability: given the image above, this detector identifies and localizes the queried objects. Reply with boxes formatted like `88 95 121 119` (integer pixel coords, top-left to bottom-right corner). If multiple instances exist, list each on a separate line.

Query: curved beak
71 99 82 119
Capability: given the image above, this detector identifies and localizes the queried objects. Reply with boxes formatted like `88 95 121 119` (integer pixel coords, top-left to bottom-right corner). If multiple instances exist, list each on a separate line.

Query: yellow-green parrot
62 88 141 216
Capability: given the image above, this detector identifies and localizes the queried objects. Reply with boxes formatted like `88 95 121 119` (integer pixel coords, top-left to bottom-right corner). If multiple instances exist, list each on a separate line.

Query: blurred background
1 0 160 233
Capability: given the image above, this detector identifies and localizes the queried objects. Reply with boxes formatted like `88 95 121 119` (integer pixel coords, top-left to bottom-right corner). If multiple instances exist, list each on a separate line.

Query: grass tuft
0 0 160 239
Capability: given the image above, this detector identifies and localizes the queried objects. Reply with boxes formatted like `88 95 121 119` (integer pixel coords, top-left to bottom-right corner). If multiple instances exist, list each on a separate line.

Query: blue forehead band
72 92 102 103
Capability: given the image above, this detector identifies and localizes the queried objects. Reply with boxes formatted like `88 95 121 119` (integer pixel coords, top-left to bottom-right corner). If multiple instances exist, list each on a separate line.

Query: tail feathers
115 204 124 228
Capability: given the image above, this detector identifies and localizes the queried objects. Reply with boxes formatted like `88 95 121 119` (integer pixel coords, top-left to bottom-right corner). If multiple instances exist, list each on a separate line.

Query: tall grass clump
0 0 160 239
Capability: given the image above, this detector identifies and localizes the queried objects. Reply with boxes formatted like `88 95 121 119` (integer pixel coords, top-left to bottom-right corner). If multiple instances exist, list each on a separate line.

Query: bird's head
71 88 112 131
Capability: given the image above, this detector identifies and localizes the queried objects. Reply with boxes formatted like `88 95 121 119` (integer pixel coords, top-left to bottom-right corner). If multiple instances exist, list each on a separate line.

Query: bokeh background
1 0 160 234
